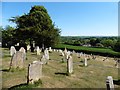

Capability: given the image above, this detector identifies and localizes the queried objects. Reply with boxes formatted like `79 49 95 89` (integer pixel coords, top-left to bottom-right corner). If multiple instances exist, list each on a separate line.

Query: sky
2 2 118 36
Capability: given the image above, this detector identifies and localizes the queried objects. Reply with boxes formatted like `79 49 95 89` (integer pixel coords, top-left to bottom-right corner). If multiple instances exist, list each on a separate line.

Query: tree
114 39 120 52
2 25 16 47
9 5 60 51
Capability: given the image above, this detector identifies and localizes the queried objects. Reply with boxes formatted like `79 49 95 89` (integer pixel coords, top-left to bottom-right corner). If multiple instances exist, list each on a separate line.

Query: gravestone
84 58 87 66
64 47 67 55
67 56 73 74
44 49 49 60
19 47 26 60
66 51 71 60
41 55 48 64
49 47 52 52
36 46 40 55
106 76 114 90
59 50 64 56
27 45 31 51
10 51 24 69
10 46 16 56
27 61 43 84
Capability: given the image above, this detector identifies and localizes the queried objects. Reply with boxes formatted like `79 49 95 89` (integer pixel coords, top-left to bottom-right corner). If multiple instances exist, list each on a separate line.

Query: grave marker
27 61 43 84
106 76 114 90
67 56 73 74
10 46 16 56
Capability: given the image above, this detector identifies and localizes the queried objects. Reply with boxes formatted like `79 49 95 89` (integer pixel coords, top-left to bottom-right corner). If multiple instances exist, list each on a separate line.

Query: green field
54 44 120 57
1 48 120 89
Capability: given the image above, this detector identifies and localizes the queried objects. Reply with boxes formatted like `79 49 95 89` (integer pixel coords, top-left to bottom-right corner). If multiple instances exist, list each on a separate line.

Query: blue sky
2 2 118 36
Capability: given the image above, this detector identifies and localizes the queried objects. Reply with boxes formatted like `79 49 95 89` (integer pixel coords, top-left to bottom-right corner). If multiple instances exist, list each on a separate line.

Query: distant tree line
60 36 120 52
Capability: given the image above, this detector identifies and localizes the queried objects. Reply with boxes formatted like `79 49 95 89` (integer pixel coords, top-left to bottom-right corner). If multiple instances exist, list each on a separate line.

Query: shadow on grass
0 68 10 72
8 83 28 90
79 64 84 67
113 79 120 85
55 72 68 76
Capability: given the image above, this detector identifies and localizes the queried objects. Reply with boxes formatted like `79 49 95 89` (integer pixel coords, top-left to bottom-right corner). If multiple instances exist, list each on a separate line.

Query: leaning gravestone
106 76 114 90
27 61 43 84
10 51 24 69
67 56 73 75
10 46 16 56
19 47 26 60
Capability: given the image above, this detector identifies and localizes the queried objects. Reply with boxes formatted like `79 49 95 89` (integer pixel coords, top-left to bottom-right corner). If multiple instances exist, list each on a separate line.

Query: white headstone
44 49 49 60
19 47 26 60
27 45 31 51
67 56 73 74
84 58 87 66
49 47 52 52
36 46 40 55
10 46 16 56
106 76 114 90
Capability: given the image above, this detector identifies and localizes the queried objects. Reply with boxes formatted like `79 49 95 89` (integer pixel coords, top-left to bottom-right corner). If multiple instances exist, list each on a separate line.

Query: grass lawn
1 47 120 89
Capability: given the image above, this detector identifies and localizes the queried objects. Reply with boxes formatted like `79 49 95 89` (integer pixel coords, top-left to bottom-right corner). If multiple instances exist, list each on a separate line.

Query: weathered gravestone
36 46 40 55
10 51 24 69
67 56 73 75
19 47 26 60
44 49 49 60
27 61 43 84
10 46 16 56
40 55 48 64
106 76 114 90
84 58 87 67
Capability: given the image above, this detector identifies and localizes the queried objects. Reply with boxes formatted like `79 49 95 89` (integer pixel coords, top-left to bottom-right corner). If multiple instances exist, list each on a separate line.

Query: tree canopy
9 5 61 48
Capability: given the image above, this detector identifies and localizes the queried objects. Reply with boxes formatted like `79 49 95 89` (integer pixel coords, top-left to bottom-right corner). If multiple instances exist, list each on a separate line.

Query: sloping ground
1 48 120 89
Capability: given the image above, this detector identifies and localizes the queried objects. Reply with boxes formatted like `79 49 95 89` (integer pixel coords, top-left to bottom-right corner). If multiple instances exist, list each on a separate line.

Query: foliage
9 5 61 48
2 25 16 47
114 39 120 52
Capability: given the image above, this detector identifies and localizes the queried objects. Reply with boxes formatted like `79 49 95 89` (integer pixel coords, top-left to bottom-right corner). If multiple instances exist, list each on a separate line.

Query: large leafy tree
2 25 16 47
9 5 60 51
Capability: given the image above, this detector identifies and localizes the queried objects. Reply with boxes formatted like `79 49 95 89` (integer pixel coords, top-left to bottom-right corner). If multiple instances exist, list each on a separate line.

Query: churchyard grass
1 47 120 88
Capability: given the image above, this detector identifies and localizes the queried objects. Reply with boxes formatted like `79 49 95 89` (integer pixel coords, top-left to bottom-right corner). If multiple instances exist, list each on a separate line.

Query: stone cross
27 61 43 84
10 51 24 69
106 76 114 90
10 46 16 56
67 56 73 74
